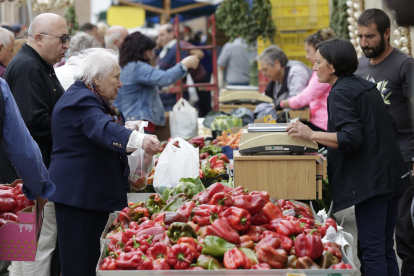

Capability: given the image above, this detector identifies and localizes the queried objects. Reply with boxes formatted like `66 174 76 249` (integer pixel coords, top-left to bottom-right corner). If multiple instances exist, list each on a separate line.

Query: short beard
362 34 386 58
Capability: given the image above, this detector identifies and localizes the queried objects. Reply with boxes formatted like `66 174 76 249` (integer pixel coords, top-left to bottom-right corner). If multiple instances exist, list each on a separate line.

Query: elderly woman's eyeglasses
40 33 71 44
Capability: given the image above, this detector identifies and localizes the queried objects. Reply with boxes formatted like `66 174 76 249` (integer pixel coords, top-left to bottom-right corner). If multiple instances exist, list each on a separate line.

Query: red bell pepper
101 253 120 270
229 186 247 196
320 218 338 238
240 235 254 249
187 221 200 233
15 194 34 213
0 212 18 222
276 199 286 210
324 242 343 262
118 207 132 229
276 220 302 237
296 256 321 269
177 201 196 219
216 153 230 163
233 194 266 215
147 242 169 260
251 210 268 225
196 225 208 238
139 220 157 230
124 234 154 254
0 185 13 191
256 245 288 269
193 204 223 225
209 192 234 209
222 185 233 193
254 235 282 251
223 248 252 269
152 258 171 270
262 231 294 252
299 217 316 230
129 207 149 222
181 243 200 260
199 169 204 179
12 183 23 197
177 237 203 253
0 190 16 212
294 229 324 259
135 226 165 239
108 232 125 254
206 219 240 245
122 227 142 245
197 183 225 204
331 263 353 269
115 251 144 270
303 228 321 237
245 225 266 243
249 191 270 203
268 218 283 232
199 152 209 160
166 244 193 269
220 207 251 231
263 202 284 221
188 136 205 148
251 263 271 270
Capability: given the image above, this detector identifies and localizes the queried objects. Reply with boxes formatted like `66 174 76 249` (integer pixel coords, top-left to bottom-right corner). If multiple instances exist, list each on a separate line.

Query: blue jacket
48 81 133 212
114 61 186 125
0 78 55 199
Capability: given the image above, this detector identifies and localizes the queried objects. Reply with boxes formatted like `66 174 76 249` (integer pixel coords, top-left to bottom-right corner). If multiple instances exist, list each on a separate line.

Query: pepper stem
177 252 191 263
120 225 125 232
244 189 249 193
208 259 213 270
156 253 164 259
109 252 118 259
133 235 140 249
309 229 318 235
240 217 247 225
116 241 125 248
194 239 205 247
290 235 296 241
146 235 154 244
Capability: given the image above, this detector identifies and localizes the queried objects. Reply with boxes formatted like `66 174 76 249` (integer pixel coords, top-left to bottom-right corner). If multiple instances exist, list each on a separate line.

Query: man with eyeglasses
0 13 69 276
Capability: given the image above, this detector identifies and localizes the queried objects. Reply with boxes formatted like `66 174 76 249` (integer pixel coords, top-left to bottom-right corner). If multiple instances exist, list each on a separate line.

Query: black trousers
358 162 414 276
396 162 414 276
55 202 110 276
195 73 212 117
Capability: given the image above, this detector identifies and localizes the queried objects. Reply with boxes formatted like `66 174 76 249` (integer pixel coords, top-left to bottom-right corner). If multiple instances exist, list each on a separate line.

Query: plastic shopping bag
153 137 199 194
169 98 198 139
128 121 154 191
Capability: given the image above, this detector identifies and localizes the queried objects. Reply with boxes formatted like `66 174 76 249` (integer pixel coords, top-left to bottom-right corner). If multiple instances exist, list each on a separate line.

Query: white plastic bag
169 98 198 139
127 121 154 191
153 137 199 194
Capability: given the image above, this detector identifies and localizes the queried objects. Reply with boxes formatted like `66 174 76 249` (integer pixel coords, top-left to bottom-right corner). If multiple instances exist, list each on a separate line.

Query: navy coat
49 81 133 212
327 75 410 212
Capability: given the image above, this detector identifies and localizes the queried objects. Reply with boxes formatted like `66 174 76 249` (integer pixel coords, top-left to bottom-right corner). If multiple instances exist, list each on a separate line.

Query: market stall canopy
118 0 223 23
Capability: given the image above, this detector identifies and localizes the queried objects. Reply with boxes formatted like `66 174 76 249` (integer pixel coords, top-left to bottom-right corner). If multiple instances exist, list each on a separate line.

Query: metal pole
27 0 33 24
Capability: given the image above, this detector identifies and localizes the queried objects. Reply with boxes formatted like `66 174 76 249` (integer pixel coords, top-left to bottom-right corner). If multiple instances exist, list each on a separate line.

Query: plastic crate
272 5 329 17
274 15 330 31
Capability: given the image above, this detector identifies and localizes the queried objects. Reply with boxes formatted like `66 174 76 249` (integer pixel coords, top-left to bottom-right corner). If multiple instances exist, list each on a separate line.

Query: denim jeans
355 193 401 276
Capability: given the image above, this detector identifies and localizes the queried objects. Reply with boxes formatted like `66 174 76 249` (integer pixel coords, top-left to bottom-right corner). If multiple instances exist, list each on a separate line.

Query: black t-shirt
355 48 414 163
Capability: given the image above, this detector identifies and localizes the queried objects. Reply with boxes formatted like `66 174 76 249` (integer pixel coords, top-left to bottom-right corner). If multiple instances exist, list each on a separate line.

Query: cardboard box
0 180 42 262
153 112 171 141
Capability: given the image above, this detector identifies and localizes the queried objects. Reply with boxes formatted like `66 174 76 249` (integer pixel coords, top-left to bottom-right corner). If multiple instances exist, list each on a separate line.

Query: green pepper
161 193 188 212
170 185 194 199
201 235 236 259
144 194 166 216
239 247 258 265
167 222 197 243
196 254 224 270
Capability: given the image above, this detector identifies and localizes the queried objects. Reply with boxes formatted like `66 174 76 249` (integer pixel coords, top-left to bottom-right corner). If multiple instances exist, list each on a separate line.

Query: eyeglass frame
39 33 71 44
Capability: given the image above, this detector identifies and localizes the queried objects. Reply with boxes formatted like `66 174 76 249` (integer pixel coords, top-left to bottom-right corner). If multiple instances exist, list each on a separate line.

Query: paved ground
334 207 402 276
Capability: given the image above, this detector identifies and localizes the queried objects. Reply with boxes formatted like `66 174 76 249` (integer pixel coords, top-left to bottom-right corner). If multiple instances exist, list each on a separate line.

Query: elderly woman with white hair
48 48 161 275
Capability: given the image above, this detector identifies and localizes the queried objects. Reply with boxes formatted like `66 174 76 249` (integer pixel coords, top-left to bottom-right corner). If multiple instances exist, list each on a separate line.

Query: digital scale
219 86 273 104
239 123 318 155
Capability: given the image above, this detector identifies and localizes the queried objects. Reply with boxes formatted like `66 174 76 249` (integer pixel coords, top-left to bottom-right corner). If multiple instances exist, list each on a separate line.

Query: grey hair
258 45 288 67
69 32 101 56
70 48 119 84
0 27 13 47
104 32 121 49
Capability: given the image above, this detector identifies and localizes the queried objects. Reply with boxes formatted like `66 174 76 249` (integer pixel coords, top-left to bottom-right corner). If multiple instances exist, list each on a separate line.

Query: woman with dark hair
114 32 199 133
279 28 334 132
287 38 410 276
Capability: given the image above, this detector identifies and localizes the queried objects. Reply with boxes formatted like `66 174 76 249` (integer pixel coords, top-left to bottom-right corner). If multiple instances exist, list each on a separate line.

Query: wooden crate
233 150 325 200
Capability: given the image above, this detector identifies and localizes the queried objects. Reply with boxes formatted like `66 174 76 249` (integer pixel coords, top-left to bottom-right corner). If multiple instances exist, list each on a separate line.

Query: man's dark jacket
327 74 410 212
0 44 64 183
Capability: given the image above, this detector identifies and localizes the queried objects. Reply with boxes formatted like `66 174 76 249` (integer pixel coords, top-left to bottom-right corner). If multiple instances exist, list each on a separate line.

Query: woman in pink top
280 28 335 131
